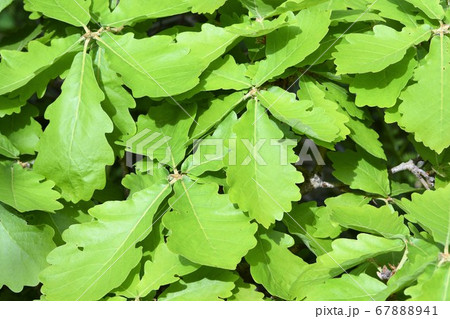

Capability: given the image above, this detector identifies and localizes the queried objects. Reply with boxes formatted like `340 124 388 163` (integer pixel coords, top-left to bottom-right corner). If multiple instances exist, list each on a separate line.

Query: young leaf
0 34 82 95
0 106 42 155
227 277 265 301
0 204 56 292
163 178 257 269
95 48 136 138
305 273 387 301
0 161 62 213
406 264 450 301
23 0 91 26
0 133 19 158
226 99 303 228
330 204 409 239
158 267 238 301
403 0 445 20
183 111 237 176
400 184 450 246
258 87 341 143
34 51 114 203
298 79 350 143
191 92 245 140
0 96 25 118
370 0 421 27
246 229 308 300
250 8 331 86
350 48 417 108
375 239 440 300
136 242 199 299
224 11 293 37
398 36 450 154
346 118 386 160
40 183 171 301
128 103 196 168
333 25 430 74
101 0 226 26
197 56 252 91
98 25 236 98
329 147 391 196
291 234 404 299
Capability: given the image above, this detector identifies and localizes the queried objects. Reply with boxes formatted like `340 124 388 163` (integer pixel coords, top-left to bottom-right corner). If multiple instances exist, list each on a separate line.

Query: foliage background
0 0 449 301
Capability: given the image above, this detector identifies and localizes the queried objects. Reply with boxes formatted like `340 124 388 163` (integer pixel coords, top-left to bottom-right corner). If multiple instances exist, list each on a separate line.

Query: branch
390 160 434 190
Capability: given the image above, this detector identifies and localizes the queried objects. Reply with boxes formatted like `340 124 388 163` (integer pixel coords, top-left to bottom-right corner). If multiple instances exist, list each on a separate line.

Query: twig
390 160 434 190
310 174 335 189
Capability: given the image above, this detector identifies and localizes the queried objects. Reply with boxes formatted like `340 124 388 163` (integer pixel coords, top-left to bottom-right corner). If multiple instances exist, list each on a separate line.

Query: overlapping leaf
226 99 303 227
0 34 82 95
34 51 114 203
398 36 450 153
0 204 55 292
163 178 257 269
0 161 62 212
40 183 171 300
334 25 430 74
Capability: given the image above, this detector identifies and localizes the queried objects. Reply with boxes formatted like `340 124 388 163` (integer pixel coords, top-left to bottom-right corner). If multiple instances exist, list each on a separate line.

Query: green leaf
398 36 450 153
224 11 293 37
250 8 330 86
122 164 169 197
375 239 440 300
298 79 350 143
98 25 236 98
163 178 257 269
23 0 91 26
246 229 308 300
406 264 450 300
228 277 265 301
40 183 171 301
191 92 245 140
102 0 226 26
258 87 341 143
400 184 450 246
346 118 386 160
283 201 340 256
158 267 237 301
305 273 387 301
316 234 404 270
226 99 303 228
0 133 19 158
241 0 328 19
329 147 391 196
350 48 417 108
128 103 196 168
95 48 136 139
0 106 42 155
0 34 82 95
0 161 62 213
197 55 252 91
183 111 237 176
0 96 25 118
189 0 227 13
101 0 191 26
333 25 430 74
34 51 114 203
403 0 445 20
291 234 405 299
369 0 421 27
136 242 199 299
0 204 56 292
321 81 366 120
330 204 409 239
0 0 13 12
